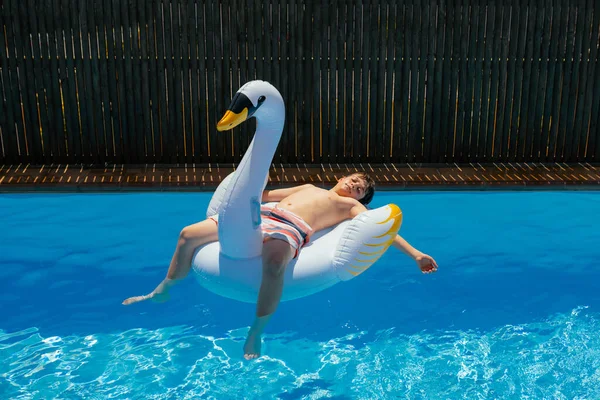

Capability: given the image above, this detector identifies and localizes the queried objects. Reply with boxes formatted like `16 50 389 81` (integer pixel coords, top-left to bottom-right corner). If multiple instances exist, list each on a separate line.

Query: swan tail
332 204 403 281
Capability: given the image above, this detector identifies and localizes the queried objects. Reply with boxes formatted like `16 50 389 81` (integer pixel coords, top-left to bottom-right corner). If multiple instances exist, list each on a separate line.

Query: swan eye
258 96 266 104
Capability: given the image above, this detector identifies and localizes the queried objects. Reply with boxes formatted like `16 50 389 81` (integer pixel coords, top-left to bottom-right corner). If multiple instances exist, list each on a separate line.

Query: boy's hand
415 253 438 274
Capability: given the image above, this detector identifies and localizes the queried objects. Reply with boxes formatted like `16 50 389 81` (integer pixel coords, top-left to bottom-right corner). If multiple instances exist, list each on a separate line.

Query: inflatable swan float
192 80 403 303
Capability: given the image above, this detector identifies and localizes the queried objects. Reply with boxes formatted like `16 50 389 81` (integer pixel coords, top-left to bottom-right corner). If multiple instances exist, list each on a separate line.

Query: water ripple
1 307 599 399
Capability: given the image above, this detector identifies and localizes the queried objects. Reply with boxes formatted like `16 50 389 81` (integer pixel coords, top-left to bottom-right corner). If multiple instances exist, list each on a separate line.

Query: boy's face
335 174 367 201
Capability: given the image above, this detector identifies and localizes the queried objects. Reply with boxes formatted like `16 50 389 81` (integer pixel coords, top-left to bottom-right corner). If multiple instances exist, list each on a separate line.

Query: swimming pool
1 190 599 399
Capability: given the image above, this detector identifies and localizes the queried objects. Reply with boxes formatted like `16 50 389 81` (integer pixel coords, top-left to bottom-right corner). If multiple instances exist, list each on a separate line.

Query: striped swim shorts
208 204 314 258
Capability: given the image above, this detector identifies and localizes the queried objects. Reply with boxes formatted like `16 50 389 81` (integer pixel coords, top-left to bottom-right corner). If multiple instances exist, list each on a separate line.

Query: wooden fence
1 0 599 165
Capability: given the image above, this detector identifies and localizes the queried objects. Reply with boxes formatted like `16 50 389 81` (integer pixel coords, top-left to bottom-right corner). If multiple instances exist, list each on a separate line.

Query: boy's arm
393 235 438 273
262 184 315 202
350 202 438 273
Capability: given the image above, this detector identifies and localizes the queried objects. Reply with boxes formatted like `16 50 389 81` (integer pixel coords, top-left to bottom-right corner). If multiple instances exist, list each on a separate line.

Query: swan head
216 80 285 132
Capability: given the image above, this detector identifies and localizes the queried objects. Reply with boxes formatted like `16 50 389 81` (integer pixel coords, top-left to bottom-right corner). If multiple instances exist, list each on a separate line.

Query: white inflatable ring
191 80 402 303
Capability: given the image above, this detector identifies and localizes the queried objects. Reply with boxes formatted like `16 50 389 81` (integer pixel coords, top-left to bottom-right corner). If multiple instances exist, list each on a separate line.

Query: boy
123 173 438 359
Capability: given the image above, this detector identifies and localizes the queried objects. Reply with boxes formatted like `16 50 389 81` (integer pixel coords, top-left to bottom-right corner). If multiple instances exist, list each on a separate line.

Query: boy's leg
122 219 219 305
244 238 294 359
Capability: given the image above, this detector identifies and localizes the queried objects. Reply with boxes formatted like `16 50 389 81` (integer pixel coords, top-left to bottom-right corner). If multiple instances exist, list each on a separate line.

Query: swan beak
217 109 248 131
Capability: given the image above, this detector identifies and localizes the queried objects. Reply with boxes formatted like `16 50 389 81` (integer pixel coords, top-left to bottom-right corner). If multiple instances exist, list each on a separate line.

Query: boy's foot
243 332 262 360
122 291 170 305
122 278 176 305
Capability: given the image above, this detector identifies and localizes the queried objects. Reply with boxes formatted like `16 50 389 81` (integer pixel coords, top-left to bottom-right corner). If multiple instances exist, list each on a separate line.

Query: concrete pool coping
1 163 599 192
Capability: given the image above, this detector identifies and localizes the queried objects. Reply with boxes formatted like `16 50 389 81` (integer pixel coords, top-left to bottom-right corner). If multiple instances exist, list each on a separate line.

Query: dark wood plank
531 0 552 161
571 0 594 161
522 0 544 160
84 0 107 163
499 0 518 160
171 0 185 163
399 1 411 162
484 0 501 161
126 0 145 163
182 0 193 163
493 0 510 160
204 0 218 161
547 0 569 161
391 2 404 162
462 0 478 162
27 0 54 163
352 2 362 161
538 0 559 161
328 3 338 164
188 0 201 162
12 0 40 162
407 0 420 162
441 0 456 162
196 0 209 161
339 1 350 163
556 4 577 161
373 3 386 162
57 0 78 162
0 0 19 163
448 0 462 162
215 2 229 163
422 0 437 161
456 0 471 161
477 0 494 160
584 0 600 161
70 0 92 163
97 0 117 162
111 0 129 162
313 2 323 162
138 0 152 163
508 0 528 161
383 3 395 163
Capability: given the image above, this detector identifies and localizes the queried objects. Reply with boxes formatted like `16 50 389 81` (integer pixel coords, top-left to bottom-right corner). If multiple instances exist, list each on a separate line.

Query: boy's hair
355 172 376 205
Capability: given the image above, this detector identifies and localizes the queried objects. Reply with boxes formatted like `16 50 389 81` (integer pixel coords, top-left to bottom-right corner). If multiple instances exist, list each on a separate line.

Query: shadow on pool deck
0 163 599 192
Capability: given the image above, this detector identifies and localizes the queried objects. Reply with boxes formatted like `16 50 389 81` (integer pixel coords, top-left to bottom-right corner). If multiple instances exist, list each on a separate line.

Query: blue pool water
1 190 599 399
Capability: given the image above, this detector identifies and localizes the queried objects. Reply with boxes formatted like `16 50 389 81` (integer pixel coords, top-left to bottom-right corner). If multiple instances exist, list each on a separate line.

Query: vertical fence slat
431 0 445 162
483 0 501 161
531 1 551 161
0 1 19 163
517 0 535 161
84 0 105 163
547 0 568 161
422 0 436 162
448 0 462 162
557 4 577 161
352 2 362 161
196 0 208 160
28 0 53 163
456 0 470 161
12 0 38 162
328 4 338 164
137 0 151 163
372 4 385 162
585 0 600 161
71 0 91 162
507 0 527 161
480 0 494 160
219 2 232 163
523 0 544 160
440 0 454 162
493 1 510 160
97 0 116 161
176 0 190 163
383 3 395 163
540 0 561 161
565 0 586 161
571 0 594 160
579 0 599 161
